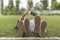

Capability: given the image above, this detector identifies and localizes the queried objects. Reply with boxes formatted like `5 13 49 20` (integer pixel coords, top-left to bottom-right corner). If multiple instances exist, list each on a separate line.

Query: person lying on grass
15 7 39 30
15 8 48 37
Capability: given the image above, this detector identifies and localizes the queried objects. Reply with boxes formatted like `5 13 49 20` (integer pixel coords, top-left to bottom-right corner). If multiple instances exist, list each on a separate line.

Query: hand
27 6 31 11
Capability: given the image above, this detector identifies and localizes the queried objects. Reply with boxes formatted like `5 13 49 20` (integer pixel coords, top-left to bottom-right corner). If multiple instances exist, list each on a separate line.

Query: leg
34 16 41 33
18 20 23 37
24 19 30 36
39 20 47 37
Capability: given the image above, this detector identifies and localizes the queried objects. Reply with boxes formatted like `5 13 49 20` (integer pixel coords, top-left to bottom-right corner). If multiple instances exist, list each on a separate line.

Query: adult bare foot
39 20 47 37
18 20 23 37
24 19 30 36
34 16 41 33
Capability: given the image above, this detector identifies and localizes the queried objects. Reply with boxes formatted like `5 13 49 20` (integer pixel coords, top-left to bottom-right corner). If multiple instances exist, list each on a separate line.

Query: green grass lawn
0 15 60 37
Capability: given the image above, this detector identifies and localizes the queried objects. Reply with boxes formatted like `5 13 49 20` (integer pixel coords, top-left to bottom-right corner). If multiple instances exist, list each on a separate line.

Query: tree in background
9 0 14 10
8 0 15 14
55 3 60 10
27 0 33 8
16 0 20 14
1 0 3 13
51 0 57 10
33 1 42 11
33 6 41 11
2 0 16 15
41 0 48 10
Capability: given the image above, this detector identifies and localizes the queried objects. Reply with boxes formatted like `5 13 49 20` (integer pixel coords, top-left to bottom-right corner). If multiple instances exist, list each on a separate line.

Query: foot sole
24 19 30 36
34 16 41 33
39 20 47 37
18 20 23 37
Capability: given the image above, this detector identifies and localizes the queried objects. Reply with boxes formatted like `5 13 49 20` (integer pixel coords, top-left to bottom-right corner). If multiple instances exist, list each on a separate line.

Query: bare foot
34 16 41 33
24 19 30 36
18 20 23 37
39 20 47 37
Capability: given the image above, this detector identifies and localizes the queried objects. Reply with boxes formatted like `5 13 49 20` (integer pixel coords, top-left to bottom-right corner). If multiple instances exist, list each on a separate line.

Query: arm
28 7 36 16
19 10 28 21
20 10 28 20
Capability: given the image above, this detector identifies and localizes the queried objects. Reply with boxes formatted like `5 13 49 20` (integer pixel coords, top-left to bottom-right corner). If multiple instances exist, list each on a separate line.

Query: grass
0 15 60 37
0 15 20 37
